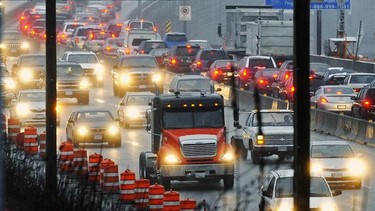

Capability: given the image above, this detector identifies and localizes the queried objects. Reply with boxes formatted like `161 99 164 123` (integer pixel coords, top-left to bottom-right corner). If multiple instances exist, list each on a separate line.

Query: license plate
65 91 73 95
195 172 205 178
139 85 147 89
337 105 346 109
35 114 44 119
227 72 233 76
94 134 102 140
331 172 343 178
278 146 287 151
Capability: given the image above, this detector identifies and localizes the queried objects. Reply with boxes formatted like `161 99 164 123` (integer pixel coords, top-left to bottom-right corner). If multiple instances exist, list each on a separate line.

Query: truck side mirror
332 190 342 197
233 121 242 129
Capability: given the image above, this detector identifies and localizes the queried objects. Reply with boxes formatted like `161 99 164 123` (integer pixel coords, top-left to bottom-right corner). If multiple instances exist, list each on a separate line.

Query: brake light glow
126 26 130 31
285 74 289 79
278 61 282 67
24 25 28 29
291 86 295 93
20 16 25 20
196 60 202 67
259 79 265 84
153 27 157 32
100 9 108 13
116 23 122 27
214 69 221 75
64 5 70 9
273 74 278 78
170 58 177 65
125 48 131 55
89 33 94 39
61 33 66 38
354 88 361 92
140 50 145 54
186 44 191 48
112 33 115 38
320 96 329 103
242 70 247 76
106 46 111 51
364 100 371 107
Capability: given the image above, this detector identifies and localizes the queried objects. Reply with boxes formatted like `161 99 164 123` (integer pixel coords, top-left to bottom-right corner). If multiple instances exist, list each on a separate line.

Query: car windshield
20 56 46 66
349 75 375 84
167 35 187 42
57 65 84 76
177 79 211 92
19 92 45 102
131 38 150 46
275 177 331 198
215 61 238 69
253 112 294 127
126 96 152 106
311 144 355 158
163 108 224 129
107 38 124 45
201 51 228 60
68 54 98 63
76 111 113 122
249 59 275 68
145 42 167 50
323 87 354 94
120 57 157 68
176 47 200 56
150 49 168 57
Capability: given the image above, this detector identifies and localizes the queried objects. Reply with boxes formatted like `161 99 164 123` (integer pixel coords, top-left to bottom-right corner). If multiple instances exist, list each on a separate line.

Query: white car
259 169 341 211
117 92 155 128
310 141 365 189
341 73 375 93
60 51 104 87
12 89 60 126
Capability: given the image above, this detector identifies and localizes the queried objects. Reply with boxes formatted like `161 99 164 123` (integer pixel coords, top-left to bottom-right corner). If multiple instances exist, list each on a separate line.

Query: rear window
349 75 375 84
175 47 200 56
90 32 111 40
201 51 228 60
366 89 375 101
167 35 187 42
145 42 167 50
128 21 154 30
66 24 83 31
248 59 275 68
33 20 45 27
323 87 354 94
132 38 150 46
107 24 122 32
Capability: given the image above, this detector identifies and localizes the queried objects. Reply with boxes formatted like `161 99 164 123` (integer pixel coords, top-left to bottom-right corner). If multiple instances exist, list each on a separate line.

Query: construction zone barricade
164 190 180 210
180 198 197 211
100 158 119 193
39 131 46 159
8 117 20 143
134 178 150 210
88 153 103 187
15 132 24 150
73 148 88 179
119 169 136 202
149 183 164 211
1 113 6 135
24 127 38 155
59 141 74 174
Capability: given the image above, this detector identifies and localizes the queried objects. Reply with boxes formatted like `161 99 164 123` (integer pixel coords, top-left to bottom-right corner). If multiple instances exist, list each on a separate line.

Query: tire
231 137 247 161
223 175 234 190
251 151 261 164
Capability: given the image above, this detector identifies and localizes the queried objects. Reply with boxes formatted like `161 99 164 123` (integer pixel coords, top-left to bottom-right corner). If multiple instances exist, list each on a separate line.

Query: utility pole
294 0 310 210
45 0 57 209
316 10 322 55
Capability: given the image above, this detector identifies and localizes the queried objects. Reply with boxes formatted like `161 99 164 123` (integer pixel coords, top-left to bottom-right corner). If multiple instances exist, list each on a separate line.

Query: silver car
310 85 356 113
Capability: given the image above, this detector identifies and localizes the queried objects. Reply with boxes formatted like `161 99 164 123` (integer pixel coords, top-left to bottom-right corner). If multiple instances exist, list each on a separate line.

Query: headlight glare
94 64 104 76
0 44 6 49
108 125 119 135
125 107 140 119
220 151 234 162
311 163 323 173
277 202 293 211
16 103 29 117
152 74 162 82
80 79 90 88
20 69 33 82
120 74 130 84
78 126 88 136
164 154 181 164
21 42 30 49
348 159 365 176
4 78 16 90
321 202 336 211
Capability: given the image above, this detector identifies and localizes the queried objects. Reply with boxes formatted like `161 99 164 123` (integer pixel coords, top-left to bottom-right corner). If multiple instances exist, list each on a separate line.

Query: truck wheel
160 177 171 190
251 151 261 164
223 175 234 190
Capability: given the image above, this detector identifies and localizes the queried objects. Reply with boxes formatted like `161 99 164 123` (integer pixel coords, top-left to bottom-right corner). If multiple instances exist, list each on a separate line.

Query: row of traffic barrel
59 141 197 210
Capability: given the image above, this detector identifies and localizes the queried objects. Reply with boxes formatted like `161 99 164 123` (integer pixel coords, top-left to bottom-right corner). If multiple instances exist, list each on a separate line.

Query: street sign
179 6 191 21
265 0 350 10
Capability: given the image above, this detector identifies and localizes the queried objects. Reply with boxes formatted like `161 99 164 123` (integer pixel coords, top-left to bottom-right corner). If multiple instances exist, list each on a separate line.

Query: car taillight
112 33 115 38
101 9 108 13
214 69 221 75
285 73 289 80
273 74 278 78
64 5 70 9
20 16 25 20
153 27 157 32
140 50 145 54
107 4 113 8
320 96 329 103
254 66 265 70
61 33 66 38
258 79 268 85
43 34 46 40
290 86 295 93
196 60 202 68
242 68 249 77
126 26 131 31
106 46 111 51
354 88 361 92
170 58 177 65
363 100 371 107
89 33 94 39
278 62 282 67
24 25 28 29
256 135 264 145
125 48 131 55
32 30 35 35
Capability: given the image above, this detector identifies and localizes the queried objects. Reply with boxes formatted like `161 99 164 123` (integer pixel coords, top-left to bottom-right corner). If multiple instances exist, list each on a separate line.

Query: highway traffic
1 0 375 210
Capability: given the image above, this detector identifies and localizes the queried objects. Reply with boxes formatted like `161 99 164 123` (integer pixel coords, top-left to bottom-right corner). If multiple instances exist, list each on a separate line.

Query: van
120 19 156 34
163 32 188 48
117 29 161 57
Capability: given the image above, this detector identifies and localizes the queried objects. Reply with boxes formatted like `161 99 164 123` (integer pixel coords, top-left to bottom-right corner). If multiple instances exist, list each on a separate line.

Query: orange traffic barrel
15 132 24 150
164 190 180 210
134 178 150 209
1 113 6 133
73 148 88 179
24 127 38 155
119 169 136 202
180 198 197 211
7 117 20 143
39 131 46 159
88 153 103 186
102 163 119 193
59 141 74 174
149 183 164 211
100 158 115 187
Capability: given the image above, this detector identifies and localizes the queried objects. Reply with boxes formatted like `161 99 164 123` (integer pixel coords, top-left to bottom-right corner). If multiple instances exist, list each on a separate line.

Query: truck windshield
163 108 224 129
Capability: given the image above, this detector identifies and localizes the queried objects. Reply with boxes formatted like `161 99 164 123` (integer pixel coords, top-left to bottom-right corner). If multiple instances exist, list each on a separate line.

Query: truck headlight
220 151 234 162
164 154 181 164
0 43 6 49
108 125 119 135
20 69 33 82
256 134 264 145
78 126 89 136
152 73 162 82
21 42 30 49
16 103 30 117
348 159 365 176
311 163 323 173
4 78 16 90
321 202 336 211
120 73 130 84
94 64 104 76
80 79 90 88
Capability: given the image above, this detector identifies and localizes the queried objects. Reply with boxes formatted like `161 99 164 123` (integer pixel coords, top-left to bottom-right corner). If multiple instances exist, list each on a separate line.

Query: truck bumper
253 145 293 156
160 163 234 180
57 90 89 98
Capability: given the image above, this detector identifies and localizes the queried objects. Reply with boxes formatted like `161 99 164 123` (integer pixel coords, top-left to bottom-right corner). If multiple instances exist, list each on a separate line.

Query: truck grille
5 44 20 49
264 134 293 145
58 81 80 89
181 142 217 158
89 128 106 133
128 72 152 85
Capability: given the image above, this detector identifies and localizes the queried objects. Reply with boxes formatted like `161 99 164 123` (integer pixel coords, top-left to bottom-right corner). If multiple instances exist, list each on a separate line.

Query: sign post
265 0 350 10
179 4 191 34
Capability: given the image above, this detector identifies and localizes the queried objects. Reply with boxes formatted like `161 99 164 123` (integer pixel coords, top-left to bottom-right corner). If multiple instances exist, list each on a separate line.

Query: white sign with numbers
179 6 191 21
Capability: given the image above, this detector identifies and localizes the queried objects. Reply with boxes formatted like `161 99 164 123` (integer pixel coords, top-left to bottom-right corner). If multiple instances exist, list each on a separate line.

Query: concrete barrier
310 54 375 73
363 121 375 147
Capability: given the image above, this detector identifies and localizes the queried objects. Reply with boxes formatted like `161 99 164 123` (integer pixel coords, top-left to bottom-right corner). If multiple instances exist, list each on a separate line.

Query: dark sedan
66 109 121 147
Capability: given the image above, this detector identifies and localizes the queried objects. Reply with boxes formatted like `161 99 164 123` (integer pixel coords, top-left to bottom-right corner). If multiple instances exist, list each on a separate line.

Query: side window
358 88 366 99
267 177 275 198
315 87 322 95
61 54 67 61
246 113 254 126
68 112 75 122
343 76 349 84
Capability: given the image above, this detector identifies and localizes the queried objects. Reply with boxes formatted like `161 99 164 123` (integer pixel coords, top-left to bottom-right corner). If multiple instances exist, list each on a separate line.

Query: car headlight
16 103 30 117
80 79 90 88
321 202 337 211
125 107 140 119
277 202 293 211
4 78 16 90
164 154 181 164
108 125 119 135
0 43 6 49
152 73 162 82
348 159 365 176
220 151 234 162
78 126 89 136
120 73 130 84
20 69 33 82
94 64 104 76
311 163 323 173
21 42 30 49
